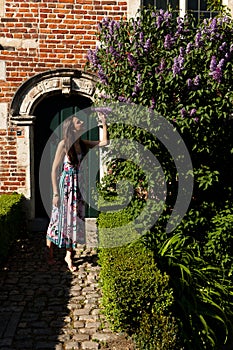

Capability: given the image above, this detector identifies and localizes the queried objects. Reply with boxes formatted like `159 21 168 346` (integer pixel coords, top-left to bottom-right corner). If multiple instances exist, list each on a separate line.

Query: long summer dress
46 153 85 248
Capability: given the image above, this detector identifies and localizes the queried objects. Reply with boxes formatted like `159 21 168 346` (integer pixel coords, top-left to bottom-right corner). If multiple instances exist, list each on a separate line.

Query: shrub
88 6 233 349
98 211 180 350
0 193 26 263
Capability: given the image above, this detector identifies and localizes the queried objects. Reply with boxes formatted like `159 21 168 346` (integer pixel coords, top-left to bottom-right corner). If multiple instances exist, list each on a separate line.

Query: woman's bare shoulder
56 140 66 153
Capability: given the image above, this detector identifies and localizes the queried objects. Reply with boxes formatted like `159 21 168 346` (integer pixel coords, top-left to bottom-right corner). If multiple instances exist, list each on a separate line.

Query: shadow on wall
0 231 74 349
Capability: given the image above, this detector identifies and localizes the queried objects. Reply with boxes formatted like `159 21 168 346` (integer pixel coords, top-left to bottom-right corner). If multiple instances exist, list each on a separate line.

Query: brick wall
0 0 127 106
0 0 127 195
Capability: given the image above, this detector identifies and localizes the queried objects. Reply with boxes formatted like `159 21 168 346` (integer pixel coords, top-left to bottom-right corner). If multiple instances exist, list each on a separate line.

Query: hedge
97 210 180 350
0 193 26 263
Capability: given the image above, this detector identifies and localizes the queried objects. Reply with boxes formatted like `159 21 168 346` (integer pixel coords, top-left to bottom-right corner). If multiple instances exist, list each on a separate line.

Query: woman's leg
65 248 77 272
46 238 56 265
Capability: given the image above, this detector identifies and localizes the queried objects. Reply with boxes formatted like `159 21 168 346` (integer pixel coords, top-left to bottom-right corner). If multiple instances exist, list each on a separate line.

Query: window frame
139 0 223 18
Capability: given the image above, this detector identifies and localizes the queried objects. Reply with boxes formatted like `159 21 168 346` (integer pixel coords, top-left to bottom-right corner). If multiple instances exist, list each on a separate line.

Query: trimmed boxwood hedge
0 193 26 263
97 210 180 350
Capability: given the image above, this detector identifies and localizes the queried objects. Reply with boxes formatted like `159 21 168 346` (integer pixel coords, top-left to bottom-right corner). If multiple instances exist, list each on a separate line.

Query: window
141 0 221 18
142 0 179 11
187 0 219 21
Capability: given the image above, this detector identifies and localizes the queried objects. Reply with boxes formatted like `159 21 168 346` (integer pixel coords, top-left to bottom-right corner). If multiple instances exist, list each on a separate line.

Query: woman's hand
53 194 59 207
98 112 107 125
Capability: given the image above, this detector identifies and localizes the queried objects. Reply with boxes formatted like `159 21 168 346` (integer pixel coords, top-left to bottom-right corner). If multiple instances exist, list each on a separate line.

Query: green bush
0 193 26 263
89 7 233 348
98 211 180 350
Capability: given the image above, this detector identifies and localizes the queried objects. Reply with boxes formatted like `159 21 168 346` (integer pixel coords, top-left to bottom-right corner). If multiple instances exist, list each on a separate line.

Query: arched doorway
10 69 99 230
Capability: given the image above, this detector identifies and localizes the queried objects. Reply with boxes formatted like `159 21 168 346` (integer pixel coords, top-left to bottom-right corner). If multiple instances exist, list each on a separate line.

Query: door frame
10 69 98 221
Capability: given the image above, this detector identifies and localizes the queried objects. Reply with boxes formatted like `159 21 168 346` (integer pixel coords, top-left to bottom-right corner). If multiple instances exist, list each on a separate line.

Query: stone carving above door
10 69 97 125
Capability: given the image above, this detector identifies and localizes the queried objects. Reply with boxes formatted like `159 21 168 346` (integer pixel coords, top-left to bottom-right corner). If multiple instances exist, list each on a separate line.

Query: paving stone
81 340 99 350
0 231 135 350
65 341 81 349
73 333 90 341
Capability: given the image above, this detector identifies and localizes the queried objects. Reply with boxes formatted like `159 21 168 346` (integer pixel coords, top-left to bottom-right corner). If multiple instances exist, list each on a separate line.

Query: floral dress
46 153 85 248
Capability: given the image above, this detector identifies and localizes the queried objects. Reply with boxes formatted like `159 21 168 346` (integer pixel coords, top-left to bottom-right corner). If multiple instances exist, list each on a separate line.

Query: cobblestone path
0 227 135 350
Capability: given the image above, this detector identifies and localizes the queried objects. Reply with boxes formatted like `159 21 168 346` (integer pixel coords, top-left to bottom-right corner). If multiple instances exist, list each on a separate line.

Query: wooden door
34 93 99 221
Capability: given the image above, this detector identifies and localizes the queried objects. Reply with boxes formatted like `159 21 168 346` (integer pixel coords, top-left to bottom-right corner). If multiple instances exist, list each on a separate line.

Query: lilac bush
86 7 233 350
87 8 233 202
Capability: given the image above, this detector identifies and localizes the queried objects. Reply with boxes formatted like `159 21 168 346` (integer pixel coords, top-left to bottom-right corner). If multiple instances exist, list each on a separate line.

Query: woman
46 113 108 271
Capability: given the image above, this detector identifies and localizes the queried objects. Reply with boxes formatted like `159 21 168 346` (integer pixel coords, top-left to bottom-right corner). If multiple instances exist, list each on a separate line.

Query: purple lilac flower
209 58 225 83
225 52 230 60
211 68 222 82
193 75 200 86
139 32 144 43
102 17 109 27
87 48 99 68
175 53 184 74
164 10 172 21
164 34 174 50
180 108 186 118
93 106 112 115
109 46 120 59
219 42 227 52
187 78 193 88
176 17 183 35
159 58 166 71
179 47 185 57
190 108 196 117
109 20 116 35
144 39 151 52
193 117 199 123
218 58 225 70
195 31 202 47
186 42 192 54
118 96 128 103
150 97 156 110
210 56 217 72
178 55 184 66
210 17 217 30
172 57 181 76
127 53 138 69
98 64 108 85
157 13 164 28
152 12 156 18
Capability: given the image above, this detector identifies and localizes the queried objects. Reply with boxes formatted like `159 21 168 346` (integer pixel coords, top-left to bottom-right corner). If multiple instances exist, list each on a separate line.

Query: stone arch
10 69 98 224
10 69 98 125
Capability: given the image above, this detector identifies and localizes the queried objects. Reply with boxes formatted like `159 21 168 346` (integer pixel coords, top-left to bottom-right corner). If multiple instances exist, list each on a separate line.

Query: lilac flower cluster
180 107 199 122
186 42 192 54
118 96 132 104
175 17 184 36
219 42 227 52
209 56 225 83
109 46 121 60
87 48 99 68
109 20 120 36
164 34 175 50
172 51 185 76
195 31 203 48
153 9 172 29
200 18 221 41
127 53 138 70
143 39 151 53
92 106 112 115
137 31 151 53
187 75 201 90
97 64 108 85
